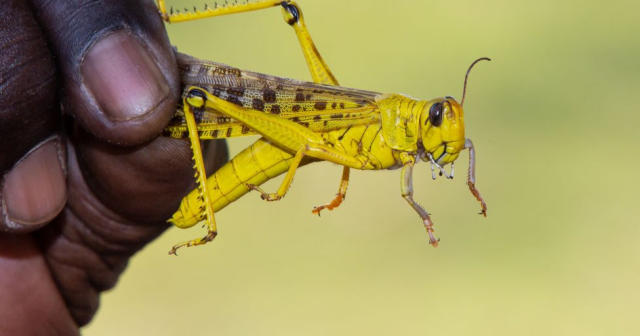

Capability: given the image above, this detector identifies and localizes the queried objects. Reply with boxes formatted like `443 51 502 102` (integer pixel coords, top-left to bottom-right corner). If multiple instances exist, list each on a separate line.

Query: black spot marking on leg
270 104 281 114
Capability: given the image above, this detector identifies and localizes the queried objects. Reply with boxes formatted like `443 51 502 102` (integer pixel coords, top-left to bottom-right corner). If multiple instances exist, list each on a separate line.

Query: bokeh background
85 0 640 335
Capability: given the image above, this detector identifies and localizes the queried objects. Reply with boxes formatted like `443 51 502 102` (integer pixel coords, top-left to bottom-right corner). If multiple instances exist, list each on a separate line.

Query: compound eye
429 102 444 127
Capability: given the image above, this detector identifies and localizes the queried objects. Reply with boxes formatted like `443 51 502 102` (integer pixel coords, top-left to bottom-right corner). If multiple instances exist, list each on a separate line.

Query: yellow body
158 1 487 254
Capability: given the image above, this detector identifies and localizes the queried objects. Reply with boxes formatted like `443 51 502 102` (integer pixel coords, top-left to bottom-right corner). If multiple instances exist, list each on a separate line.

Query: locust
157 0 489 254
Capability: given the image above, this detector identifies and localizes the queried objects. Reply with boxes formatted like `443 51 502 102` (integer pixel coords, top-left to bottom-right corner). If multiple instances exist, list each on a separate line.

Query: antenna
461 57 491 107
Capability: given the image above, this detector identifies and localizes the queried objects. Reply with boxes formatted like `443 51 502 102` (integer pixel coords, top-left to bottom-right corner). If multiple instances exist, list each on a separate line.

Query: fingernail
82 32 170 121
3 139 66 228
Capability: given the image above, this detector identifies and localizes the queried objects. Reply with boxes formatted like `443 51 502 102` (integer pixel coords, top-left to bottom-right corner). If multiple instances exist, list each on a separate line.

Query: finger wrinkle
0 40 50 71
0 47 55 78
67 188 165 253
48 235 121 294
44 249 100 327
0 73 56 112
39 212 121 326
50 206 131 278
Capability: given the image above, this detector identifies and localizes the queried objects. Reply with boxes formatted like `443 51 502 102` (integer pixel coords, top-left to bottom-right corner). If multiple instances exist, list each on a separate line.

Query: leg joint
281 2 300 25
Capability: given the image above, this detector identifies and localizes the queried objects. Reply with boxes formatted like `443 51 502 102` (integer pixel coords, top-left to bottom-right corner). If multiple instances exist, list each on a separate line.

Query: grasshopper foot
467 182 488 218
426 227 439 248
311 193 345 216
422 218 439 248
169 230 218 255
246 183 283 201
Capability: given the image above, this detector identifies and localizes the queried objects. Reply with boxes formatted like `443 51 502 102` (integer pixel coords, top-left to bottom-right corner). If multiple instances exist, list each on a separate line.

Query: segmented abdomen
170 137 298 228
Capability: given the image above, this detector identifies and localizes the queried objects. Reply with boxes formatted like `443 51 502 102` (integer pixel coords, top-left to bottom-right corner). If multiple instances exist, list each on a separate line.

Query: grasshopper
157 0 488 254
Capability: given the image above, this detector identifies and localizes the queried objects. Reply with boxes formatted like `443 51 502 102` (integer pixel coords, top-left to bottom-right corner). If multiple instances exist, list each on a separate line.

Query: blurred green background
85 0 640 335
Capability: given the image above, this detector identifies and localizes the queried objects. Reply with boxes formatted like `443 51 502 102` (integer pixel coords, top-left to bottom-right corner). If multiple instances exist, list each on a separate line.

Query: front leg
465 139 487 216
400 154 439 247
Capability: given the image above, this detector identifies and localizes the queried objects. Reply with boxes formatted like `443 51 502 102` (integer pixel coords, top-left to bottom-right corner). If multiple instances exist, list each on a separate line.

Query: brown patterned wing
164 52 382 140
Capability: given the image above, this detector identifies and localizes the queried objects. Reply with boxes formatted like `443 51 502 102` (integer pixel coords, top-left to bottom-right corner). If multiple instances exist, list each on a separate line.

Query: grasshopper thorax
419 97 466 166
376 93 465 166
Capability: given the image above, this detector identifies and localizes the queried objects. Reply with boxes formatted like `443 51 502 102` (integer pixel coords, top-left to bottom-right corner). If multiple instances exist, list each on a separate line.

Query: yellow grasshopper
158 0 488 254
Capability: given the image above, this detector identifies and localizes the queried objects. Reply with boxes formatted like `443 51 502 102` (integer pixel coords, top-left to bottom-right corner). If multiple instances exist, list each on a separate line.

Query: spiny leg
400 155 438 247
157 0 339 85
157 0 286 23
464 139 487 217
168 96 218 255
280 2 353 213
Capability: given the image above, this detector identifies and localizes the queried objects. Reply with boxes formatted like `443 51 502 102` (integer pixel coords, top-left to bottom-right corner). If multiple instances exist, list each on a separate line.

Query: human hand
0 0 226 333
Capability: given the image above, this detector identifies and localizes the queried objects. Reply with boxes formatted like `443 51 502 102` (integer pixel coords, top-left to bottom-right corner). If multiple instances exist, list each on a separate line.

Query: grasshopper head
419 97 466 165
419 57 491 166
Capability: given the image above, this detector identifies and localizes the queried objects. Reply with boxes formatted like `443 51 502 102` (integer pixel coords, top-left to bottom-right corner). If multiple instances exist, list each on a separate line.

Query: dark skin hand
0 0 227 334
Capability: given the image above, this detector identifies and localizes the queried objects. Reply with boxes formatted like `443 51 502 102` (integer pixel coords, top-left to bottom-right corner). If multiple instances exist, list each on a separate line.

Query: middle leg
280 2 353 213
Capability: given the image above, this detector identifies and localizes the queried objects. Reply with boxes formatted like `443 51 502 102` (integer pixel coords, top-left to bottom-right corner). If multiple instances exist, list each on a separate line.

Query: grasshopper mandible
157 0 488 254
